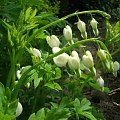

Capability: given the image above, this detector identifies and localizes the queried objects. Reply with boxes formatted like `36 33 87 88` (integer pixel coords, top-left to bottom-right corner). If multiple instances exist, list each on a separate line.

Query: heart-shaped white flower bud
90 18 98 30
63 25 72 41
30 48 41 58
46 35 60 48
52 47 69 67
52 47 61 54
77 20 86 33
82 50 94 68
97 76 104 87
68 51 80 70
97 49 106 60
16 70 21 79
16 102 23 117
113 61 120 72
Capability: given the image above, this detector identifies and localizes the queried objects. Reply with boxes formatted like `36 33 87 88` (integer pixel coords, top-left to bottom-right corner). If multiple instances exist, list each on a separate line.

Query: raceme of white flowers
63 25 72 41
97 49 106 61
46 35 60 48
90 18 99 36
82 50 94 68
30 48 41 58
68 51 80 70
16 102 23 117
77 19 87 39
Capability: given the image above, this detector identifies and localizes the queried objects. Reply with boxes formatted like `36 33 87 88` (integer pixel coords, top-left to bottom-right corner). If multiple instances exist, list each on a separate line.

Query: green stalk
46 38 108 61
28 10 110 42
6 48 16 89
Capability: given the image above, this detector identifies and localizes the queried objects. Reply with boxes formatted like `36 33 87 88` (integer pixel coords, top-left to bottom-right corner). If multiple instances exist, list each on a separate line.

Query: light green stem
6 48 16 89
46 38 108 61
28 10 110 42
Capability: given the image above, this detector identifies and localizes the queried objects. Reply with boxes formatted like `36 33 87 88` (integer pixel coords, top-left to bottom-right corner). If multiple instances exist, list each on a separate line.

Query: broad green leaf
79 98 91 111
79 111 97 120
34 77 42 88
59 97 70 109
44 82 62 91
74 98 80 109
45 108 70 120
74 98 91 112
36 108 45 120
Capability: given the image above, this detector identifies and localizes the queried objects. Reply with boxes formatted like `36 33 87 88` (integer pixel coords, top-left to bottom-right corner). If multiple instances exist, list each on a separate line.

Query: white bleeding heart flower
63 25 72 41
77 19 86 33
97 76 104 87
90 18 98 30
77 19 87 39
46 35 60 48
113 61 120 77
16 102 23 117
68 51 80 70
113 61 120 72
30 48 41 58
52 47 69 67
16 70 21 79
97 49 106 61
82 50 94 68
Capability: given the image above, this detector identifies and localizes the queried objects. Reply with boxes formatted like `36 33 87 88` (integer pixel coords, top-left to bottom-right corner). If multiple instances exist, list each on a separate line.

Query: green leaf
74 98 80 109
0 82 5 111
79 98 91 111
6 99 18 117
28 113 36 120
79 111 97 120
45 108 70 120
34 77 43 88
25 7 32 21
74 98 91 112
36 108 45 120
44 82 62 91
30 9 37 20
114 21 120 34
59 97 70 109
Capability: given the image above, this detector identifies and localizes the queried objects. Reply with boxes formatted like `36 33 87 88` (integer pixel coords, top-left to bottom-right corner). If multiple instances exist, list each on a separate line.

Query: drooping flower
77 20 86 33
77 19 87 39
97 49 106 61
90 18 98 30
46 35 60 48
90 18 99 36
30 48 41 58
68 51 80 70
63 25 72 41
97 76 104 87
82 50 94 68
16 70 21 79
52 47 69 67
113 61 120 77
16 102 23 117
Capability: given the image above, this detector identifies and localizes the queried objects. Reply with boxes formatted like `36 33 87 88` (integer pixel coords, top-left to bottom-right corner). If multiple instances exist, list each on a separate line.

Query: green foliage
105 21 120 55
0 3 119 120
28 97 104 120
0 82 18 120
